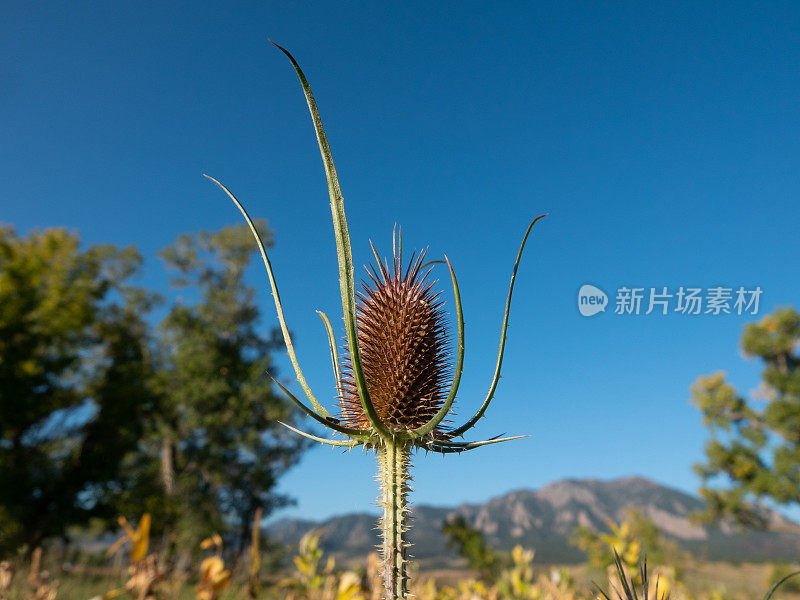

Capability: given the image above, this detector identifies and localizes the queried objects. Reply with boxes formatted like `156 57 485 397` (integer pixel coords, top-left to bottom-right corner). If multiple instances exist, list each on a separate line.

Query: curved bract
316 310 344 400
270 41 388 438
204 43 547 600
202 174 331 419
447 213 548 438
406 256 464 440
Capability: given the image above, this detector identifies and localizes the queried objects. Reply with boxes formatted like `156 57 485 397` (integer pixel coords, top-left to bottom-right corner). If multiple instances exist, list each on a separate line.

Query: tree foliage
0 225 147 551
692 307 800 528
442 516 499 580
0 222 306 556
142 224 306 549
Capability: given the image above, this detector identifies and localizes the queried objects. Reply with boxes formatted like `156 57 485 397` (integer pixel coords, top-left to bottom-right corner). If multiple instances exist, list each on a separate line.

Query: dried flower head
340 240 450 432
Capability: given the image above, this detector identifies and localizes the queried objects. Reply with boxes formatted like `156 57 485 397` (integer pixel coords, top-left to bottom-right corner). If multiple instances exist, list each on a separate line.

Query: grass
4 550 800 600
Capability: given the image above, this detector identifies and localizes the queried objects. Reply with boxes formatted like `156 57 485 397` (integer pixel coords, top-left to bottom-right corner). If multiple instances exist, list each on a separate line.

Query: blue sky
3 2 800 522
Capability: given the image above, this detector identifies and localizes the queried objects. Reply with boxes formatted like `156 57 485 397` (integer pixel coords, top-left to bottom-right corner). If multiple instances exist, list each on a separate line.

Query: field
4 536 800 600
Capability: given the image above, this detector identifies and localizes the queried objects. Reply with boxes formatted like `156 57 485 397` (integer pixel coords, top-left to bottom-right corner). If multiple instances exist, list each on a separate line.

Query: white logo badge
578 284 607 317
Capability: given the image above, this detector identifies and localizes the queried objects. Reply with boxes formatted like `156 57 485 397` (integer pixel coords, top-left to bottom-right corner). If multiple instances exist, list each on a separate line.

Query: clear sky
3 2 800 523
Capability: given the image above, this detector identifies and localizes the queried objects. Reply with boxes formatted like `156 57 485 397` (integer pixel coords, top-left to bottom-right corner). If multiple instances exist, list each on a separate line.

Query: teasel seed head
340 240 451 433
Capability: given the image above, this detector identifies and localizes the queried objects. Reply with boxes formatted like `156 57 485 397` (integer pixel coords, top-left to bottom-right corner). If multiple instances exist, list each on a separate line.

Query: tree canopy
0 225 146 551
692 307 800 528
0 222 306 556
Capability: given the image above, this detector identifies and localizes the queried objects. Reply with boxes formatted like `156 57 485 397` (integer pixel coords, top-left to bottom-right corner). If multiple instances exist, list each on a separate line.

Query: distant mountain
267 476 800 564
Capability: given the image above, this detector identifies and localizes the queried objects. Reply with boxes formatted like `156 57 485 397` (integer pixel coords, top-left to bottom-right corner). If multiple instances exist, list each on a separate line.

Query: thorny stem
379 440 411 600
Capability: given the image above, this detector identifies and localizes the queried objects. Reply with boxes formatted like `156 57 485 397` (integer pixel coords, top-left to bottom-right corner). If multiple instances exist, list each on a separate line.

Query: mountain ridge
267 475 800 564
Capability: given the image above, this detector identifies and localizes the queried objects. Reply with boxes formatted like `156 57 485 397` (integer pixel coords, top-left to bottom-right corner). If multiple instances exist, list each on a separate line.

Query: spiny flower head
340 240 451 432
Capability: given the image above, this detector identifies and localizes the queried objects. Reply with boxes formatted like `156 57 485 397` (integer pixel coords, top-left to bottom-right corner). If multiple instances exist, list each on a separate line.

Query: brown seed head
340 239 451 432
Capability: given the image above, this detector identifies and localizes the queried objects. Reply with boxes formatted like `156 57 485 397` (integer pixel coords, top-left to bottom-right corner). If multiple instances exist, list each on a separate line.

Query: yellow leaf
101 587 127 600
200 556 225 581
130 514 150 562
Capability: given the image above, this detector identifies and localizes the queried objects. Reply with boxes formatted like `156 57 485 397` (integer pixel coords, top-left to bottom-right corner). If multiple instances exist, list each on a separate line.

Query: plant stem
378 439 411 600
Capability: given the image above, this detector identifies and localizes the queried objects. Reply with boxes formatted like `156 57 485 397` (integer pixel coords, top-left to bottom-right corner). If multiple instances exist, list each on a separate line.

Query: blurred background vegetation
1 223 800 600
0 222 306 558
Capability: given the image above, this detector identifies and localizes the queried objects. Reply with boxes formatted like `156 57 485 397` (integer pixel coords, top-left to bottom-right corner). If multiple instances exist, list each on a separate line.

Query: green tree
0 225 148 553
0 222 308 555
442 516 499 580
118 223 307 551
692 307 800 528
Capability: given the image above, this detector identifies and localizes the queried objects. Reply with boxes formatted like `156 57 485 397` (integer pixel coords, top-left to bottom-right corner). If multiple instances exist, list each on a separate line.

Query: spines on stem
378 441 411 600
